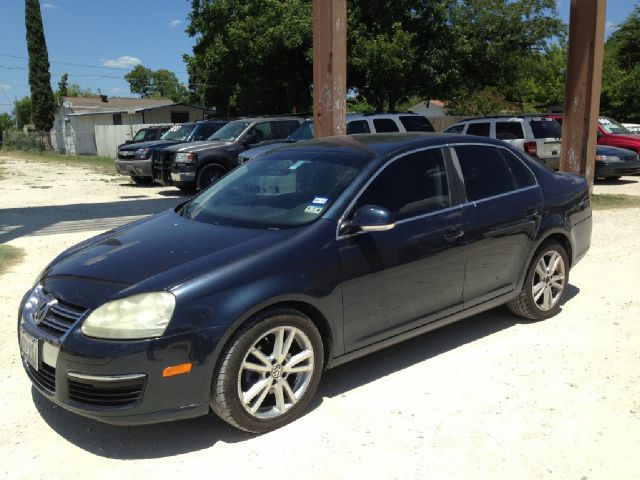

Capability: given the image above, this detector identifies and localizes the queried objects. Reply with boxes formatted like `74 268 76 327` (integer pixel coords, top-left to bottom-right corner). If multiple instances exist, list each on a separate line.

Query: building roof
61 96 175 113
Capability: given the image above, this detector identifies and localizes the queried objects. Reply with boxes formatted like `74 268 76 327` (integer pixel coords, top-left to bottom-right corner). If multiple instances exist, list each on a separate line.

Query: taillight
524 141 538 157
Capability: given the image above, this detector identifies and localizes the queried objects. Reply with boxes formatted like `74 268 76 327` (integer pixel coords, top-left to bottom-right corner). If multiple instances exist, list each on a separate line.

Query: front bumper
18 304 218 426
595 160 640 178
115 158 152 178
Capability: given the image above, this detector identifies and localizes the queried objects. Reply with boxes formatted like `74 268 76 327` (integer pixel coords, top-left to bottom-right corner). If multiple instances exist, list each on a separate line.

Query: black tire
606 176 621 180
196 163 226 190
177 185 196 192
131 176 153 185
210 308 324 433
508 240 569 321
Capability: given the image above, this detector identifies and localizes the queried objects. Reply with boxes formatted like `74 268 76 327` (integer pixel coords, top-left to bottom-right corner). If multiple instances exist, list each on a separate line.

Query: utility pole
560 0 607 192
312 0 347 138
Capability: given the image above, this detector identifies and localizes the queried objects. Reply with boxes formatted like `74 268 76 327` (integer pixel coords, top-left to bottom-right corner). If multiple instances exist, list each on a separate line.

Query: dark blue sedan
18 133 592 432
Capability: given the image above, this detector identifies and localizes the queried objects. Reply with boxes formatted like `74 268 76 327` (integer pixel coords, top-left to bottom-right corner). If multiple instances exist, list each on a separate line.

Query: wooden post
312 0 347 138
560 0 607 191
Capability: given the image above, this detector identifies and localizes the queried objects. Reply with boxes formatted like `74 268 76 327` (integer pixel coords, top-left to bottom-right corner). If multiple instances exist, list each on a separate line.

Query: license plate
19 328 39 371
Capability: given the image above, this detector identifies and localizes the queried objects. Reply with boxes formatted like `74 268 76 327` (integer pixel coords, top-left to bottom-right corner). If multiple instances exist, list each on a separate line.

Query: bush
1 129 51 151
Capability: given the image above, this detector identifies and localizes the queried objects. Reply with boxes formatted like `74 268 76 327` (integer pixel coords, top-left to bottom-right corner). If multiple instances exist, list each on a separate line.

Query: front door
337 148 466 352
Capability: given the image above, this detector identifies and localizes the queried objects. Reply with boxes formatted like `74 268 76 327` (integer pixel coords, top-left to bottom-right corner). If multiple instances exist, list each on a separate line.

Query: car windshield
161 124 195 141
209 120 251 142
180 150 367 229
132 129 146 142
599 117 632 135
529 119 562 139
288 121 314 142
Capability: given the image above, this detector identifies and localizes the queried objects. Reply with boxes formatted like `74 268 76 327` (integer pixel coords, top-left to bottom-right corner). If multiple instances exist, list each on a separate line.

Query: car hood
118 140 179 152
596 145 637 156
41 210 294 309
240 142 289 160
163 141 233 153
607 134 640 145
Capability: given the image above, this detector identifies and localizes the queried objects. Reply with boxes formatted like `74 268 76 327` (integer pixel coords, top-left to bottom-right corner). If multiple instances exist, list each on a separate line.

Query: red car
547 114 640 154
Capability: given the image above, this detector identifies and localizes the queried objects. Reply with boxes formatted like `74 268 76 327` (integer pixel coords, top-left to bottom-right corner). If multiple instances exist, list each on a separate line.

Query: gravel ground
1 156 639 480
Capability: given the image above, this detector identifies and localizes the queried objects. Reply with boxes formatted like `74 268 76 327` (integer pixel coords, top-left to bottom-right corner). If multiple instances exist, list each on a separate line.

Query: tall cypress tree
25 0 55 132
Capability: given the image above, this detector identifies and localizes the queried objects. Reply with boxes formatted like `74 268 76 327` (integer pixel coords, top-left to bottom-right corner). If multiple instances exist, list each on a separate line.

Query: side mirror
243 134 258 146
343 205 395 234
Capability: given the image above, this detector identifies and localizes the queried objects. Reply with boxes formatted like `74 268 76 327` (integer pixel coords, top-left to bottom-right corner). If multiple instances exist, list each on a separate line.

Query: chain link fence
1 130 53 151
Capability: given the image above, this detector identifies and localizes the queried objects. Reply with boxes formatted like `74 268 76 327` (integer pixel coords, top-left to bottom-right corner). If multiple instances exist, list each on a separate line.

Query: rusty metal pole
560 0 607 192
312 0 347 138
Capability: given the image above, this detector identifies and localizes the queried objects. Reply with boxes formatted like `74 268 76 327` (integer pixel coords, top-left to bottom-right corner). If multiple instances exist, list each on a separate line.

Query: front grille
68 375 146 407
622 154 639 162
26 362 56 394
38 300 86 337
118 151 136 160
151 150 173 185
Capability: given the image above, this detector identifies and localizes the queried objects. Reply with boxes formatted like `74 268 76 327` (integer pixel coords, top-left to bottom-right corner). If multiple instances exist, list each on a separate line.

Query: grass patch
1 150 120 176
591 194 640 210
0 244 25 275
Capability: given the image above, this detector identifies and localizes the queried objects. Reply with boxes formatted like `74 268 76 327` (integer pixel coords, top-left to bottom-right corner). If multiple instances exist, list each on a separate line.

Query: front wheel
196 163 226 190
210 309 324 433
131 176 153 185
508 240 569 320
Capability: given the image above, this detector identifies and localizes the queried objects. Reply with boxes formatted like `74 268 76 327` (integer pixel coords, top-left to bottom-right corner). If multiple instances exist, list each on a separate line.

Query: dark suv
119 125 171 147
116 121 228 184
152 117 304 190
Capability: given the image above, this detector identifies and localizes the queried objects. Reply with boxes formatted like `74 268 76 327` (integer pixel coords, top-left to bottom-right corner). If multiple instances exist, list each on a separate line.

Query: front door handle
443 228 464 241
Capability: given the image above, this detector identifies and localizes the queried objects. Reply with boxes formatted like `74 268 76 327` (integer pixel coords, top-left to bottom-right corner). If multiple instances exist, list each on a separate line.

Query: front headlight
81 292 176 340
175 152 197 164
135 148 150 159
595 154 622 162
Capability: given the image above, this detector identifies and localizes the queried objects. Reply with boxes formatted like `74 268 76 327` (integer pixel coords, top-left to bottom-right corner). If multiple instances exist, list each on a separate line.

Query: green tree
0 112 12 144
25 0 55 132
125 65 155 97
56 73 69 97
66 83 95 97
152 69 189 102
13 96 32 129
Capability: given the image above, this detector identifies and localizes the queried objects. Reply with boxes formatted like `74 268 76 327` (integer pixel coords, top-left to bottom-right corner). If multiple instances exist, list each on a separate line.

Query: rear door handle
443 228 464 241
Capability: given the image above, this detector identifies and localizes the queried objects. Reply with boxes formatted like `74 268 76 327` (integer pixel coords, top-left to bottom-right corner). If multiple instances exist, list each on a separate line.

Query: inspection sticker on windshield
312 197 328 205
289 160 309 170
304 205 323 214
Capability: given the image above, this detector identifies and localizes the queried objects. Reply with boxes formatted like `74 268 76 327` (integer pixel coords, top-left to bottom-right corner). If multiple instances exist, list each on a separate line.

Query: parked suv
116 120 228 184
119 125 172 147
238 112 435 164
445 115 562 170
152 117 304 190
548 114 640 155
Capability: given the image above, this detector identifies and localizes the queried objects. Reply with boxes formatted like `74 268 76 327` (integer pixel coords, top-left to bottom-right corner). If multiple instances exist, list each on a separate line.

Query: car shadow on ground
32 284 579 459
594 177 638 185
0 198 186 244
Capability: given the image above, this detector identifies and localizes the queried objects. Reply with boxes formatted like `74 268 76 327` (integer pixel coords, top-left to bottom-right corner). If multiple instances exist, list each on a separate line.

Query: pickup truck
116 120 228 184
152 117 303 190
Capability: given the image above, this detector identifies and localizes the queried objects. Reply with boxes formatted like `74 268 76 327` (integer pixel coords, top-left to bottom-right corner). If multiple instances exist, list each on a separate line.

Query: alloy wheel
532 250 566 311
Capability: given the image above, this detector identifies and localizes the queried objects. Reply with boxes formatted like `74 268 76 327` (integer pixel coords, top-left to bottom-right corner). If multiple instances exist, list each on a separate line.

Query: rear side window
466 123 491 137
272 120 301 139
529 119 562 139
496 122 525 140
373 118 400 133
500 150 536 188
445 124 465 134
455 145 519 201
400 115 435 132
347 120 371 134
354 148 449 220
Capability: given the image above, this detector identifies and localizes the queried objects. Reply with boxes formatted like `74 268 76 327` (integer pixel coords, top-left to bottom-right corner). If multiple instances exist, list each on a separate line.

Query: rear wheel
508 241 569 320
196 164 226 190
131 176 153 185
210 308 324 433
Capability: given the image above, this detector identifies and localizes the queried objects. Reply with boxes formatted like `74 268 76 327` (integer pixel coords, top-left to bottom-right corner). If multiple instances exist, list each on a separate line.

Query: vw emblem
34 294 57 324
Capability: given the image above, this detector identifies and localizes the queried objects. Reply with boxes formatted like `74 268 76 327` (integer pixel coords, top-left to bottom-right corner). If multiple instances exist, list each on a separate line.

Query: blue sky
0 0 636 114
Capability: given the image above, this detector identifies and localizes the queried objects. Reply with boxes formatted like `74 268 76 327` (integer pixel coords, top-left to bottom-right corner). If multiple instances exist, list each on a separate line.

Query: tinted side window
347 120 371 134
248 122 273 143
455 145 518 201
373 118 400 133
354 148 450 220
272 120 301 139
495 122 524 140
501 149 536 188
197 123 220 140
466 123 491 137
445 124 465 134
529 119 562 139
400 115 435 132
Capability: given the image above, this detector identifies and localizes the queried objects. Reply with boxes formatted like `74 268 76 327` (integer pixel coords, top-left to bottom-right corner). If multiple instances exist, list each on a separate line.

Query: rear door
527 118 562 161
452 144 542 306
338 147 466 351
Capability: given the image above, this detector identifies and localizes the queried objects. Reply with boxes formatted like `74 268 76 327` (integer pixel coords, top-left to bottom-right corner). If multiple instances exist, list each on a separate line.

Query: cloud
605 21 618 31
101 56 142 69
42 3 59 8
0 84 11 90
110 87 124 94
169 19 181 27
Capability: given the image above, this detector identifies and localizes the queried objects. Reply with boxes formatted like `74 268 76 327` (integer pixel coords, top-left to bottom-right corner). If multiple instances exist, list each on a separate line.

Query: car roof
272 132 510 160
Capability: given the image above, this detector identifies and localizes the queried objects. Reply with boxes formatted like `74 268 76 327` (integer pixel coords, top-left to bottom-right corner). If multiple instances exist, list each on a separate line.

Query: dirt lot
1 156 639 480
